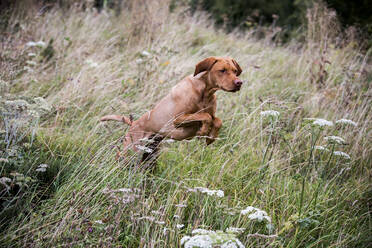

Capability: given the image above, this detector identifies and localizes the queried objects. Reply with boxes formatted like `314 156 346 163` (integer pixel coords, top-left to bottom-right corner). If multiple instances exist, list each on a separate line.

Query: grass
0 1 371 247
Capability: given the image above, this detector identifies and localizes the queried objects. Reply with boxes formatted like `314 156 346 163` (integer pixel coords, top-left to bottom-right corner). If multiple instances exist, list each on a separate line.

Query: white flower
35 41 46 47
176 204 187 208
191 187 224 198
135 145 153 153
241 206 271 222
28 53 36 57
324 136 346 145
26 41 37 47
26 40 46 48
36 164 49 172
260 110 280 118
226 227 245 234
312 119 333 127
315 146 329 151
38 164 49 168
248 211 271 222
192 229 215 235
26 60 37 66
177 224 185 229
0 177 12 190
182 230 245 248
333 151 351 159
94 220 104 224
180 236 191 245
36 167 46 172
141 50 151 57
85 59 98 68
33 97 52 112
23 66 34 72
0 177 12 183
336 119 357 127
174 215 181 219
136 58 144 64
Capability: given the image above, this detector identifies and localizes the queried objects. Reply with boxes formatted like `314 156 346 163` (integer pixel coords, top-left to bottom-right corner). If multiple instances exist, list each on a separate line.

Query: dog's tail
100 114 133 126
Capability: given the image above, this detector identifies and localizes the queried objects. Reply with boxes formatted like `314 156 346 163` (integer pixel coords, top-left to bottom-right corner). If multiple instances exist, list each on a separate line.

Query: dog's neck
199 72 219 100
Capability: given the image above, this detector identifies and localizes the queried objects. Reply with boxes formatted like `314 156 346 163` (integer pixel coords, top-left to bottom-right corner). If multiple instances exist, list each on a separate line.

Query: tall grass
1 1 371 247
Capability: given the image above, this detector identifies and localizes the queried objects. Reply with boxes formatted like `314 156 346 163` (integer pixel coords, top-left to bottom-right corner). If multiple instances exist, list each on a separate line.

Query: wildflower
141 50 151 57
176 204 187 208
260 110 280 118
180 236 191 246
241 206 271 222
36 164 49 172
26 40 46 48
192 229 215 235
182 229 245 248
36 167 46 172
333 151 351 159
190 187 224 198
5 100 30 110
174 215 181 219
315 146 329 151
177 224 185 229
136 58 144 64
0 177 12 190
324 136 346 145
94 220 104 224
164 139 175 143
137 216 155 222
23 66 34 72
312 118 333 127
26 60 37 66
85 59 98 68
28 53 36 57
335 119 357 127
33 97 52 113
135 145 153 153
226 227 245 234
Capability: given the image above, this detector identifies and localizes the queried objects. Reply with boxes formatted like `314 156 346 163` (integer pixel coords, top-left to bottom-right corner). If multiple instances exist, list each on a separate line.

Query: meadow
0 1 371 247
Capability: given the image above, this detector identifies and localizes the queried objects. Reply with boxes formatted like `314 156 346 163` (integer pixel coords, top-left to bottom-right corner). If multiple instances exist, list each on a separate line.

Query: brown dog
101 57 243 159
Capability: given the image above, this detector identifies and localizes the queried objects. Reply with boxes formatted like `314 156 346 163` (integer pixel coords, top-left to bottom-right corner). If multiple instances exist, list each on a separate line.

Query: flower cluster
333 151 351 159
181 229 245 248
260 110 280 118
335 119 357 127
35 164 49 172
324 135 346 145
241 206 271 223
188 187 224 198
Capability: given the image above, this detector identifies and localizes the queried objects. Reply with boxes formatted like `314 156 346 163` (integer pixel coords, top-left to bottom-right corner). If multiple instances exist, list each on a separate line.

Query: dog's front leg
173 112 213 136
206 117 222 145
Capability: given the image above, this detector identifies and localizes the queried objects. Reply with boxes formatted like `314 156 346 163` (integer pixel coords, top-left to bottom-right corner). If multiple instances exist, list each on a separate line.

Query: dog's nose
234 79 243 87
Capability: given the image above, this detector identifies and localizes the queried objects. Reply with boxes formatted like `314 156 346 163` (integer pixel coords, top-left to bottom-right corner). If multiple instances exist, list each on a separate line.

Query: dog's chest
195 96 215 115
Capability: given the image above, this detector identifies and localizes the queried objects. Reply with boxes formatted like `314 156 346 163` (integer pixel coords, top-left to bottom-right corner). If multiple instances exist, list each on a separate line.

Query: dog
101 56 243 161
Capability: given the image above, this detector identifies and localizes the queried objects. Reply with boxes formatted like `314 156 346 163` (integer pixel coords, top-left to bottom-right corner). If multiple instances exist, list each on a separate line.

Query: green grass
0 1 371 247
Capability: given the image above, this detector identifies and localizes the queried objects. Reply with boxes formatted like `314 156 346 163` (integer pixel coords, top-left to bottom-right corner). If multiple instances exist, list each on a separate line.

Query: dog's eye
220 69 226 73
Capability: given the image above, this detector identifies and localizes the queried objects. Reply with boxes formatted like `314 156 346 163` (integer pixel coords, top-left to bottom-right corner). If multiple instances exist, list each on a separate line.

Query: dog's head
194 57 243 92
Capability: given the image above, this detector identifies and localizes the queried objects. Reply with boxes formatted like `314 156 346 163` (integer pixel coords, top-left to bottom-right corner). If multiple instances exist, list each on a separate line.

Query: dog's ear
232 59 242 76
194 57 218 76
